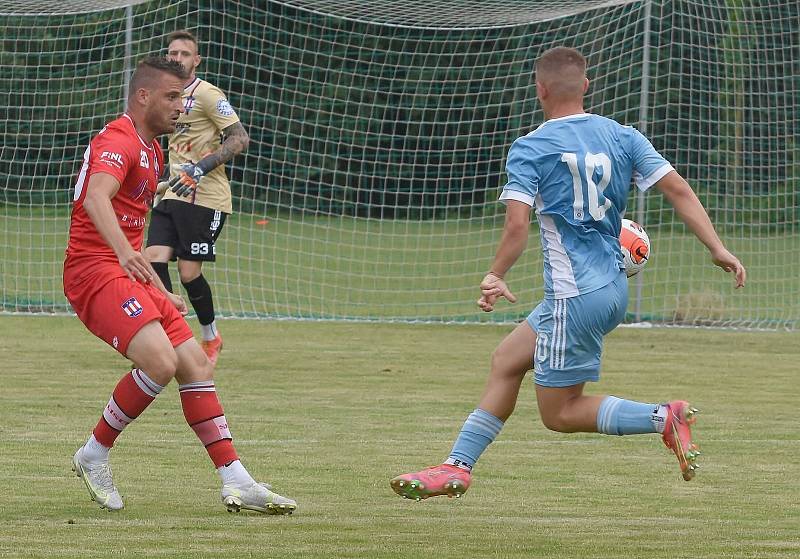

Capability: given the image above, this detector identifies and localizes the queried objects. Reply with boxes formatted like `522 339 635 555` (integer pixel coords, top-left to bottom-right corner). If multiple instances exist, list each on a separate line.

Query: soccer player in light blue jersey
391 47 746 500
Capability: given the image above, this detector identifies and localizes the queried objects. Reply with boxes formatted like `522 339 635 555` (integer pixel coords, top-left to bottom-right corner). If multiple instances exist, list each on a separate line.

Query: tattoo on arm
198 122 250 173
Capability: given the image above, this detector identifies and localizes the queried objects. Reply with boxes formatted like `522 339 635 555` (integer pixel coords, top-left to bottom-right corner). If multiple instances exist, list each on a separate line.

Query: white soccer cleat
72 447 124 511
221 482 297 515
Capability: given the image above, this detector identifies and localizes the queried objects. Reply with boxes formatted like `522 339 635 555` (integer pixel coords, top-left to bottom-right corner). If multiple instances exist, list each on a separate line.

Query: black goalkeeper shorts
146 199 228 262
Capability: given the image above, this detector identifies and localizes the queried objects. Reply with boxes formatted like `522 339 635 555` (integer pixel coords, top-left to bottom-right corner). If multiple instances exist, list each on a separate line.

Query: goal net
1 0 797 329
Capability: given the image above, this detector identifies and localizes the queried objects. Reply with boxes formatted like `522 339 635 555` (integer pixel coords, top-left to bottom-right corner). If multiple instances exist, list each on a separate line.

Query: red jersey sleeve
87 126 137 186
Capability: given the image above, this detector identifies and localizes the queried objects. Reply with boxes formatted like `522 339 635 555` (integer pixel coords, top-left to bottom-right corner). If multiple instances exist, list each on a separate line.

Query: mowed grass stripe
0 317 797 558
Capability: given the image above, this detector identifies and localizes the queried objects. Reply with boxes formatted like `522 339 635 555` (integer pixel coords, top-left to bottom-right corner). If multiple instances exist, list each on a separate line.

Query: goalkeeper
145 29 249 366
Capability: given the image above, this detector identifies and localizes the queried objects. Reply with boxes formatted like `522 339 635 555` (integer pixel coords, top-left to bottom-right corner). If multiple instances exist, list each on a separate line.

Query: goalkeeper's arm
167 122 250 197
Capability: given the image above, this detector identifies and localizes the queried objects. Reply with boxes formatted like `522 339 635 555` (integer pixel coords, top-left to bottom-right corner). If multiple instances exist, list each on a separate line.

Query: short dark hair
535 47 586 76
128 55 188 98
166 29 199 49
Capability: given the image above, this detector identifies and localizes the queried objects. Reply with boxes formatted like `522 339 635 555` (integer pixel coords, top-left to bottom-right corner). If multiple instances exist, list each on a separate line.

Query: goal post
1 0 797 329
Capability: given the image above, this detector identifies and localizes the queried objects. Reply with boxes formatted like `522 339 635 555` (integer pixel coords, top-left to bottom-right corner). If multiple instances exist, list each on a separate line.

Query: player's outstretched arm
655 171 746 288
478 200 530 312
82 172 153 284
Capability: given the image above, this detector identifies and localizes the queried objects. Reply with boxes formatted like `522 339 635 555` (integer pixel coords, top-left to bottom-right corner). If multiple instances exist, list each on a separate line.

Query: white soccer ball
619 218 651 277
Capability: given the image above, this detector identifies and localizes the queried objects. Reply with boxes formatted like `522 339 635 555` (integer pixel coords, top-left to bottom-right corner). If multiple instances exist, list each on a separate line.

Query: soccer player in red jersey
64 56 296 514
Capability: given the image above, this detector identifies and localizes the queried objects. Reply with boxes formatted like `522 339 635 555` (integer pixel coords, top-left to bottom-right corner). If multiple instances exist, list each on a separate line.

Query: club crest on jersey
184 96 195 113
122 297 144 318
139 150 150 169
216 98 235 116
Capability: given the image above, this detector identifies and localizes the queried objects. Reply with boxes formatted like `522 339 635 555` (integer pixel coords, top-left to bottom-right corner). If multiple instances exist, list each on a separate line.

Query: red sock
93 369 162 447
179 381 239 467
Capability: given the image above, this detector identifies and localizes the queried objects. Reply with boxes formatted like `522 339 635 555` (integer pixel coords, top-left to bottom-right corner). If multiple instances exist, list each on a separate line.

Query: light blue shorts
527 272 628 387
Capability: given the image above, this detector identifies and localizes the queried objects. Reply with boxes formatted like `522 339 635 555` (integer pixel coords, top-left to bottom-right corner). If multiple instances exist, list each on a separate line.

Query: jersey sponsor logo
140 150 150 169
120 212 146 228
216 98 235 116
99 151 123 168
100 151 122 163
121 297 144 318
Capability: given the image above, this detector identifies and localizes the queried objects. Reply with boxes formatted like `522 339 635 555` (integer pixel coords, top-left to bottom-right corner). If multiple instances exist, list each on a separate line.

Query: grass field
1 207 798 328
1 316 798 558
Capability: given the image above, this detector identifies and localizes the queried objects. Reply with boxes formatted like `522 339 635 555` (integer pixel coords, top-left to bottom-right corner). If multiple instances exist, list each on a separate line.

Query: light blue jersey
500 113 673 299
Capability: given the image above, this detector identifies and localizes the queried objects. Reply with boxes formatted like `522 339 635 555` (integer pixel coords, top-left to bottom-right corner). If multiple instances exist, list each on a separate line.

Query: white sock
82 434 110 463
651 404 669 433
201 321 218 342
218 460 255 487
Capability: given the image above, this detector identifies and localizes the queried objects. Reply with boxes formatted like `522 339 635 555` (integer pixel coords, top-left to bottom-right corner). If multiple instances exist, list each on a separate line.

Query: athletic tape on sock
190 415 232 447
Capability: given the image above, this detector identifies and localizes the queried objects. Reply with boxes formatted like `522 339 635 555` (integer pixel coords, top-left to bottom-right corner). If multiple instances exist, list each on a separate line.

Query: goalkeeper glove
168 162 205 197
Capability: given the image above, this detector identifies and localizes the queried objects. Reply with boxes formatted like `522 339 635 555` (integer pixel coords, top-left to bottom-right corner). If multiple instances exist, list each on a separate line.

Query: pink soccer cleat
390 464 471 500
201 334 223 366
662 400 701 481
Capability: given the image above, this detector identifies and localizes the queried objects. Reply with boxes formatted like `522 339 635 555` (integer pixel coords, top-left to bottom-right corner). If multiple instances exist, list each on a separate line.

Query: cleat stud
398 481 405 487
415 497 421 502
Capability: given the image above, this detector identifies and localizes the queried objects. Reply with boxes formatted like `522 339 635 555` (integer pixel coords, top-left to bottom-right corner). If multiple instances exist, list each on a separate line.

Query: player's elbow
81 189 104 217
655 171 694 201
505 218 529 238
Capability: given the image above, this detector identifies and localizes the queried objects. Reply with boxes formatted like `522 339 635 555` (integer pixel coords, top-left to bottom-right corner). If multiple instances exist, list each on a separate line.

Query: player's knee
489 348 528 380
539 409 576 433
196 349 215 378
145 350 179 385
489 348 505 374
201 358 215 380
144 245 170 262
177 261 203 284
178 270 200 284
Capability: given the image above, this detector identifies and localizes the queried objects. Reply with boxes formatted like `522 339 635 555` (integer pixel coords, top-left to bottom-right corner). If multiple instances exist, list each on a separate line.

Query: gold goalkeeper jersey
161 77 240 214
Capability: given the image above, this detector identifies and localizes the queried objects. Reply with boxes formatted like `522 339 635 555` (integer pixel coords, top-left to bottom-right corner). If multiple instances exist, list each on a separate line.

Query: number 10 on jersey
561 152 612 221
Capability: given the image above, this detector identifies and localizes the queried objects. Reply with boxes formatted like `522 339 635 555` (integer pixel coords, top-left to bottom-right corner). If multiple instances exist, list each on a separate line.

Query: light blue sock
445 408 504 470
597 396 663 435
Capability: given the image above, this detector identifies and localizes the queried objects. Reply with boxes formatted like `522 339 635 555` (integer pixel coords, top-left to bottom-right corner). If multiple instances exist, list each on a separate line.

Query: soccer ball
619 218 651 277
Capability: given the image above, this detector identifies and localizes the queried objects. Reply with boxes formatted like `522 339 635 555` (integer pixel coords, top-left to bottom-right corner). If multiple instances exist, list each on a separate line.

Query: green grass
1 207 798 328
1 316 798 558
